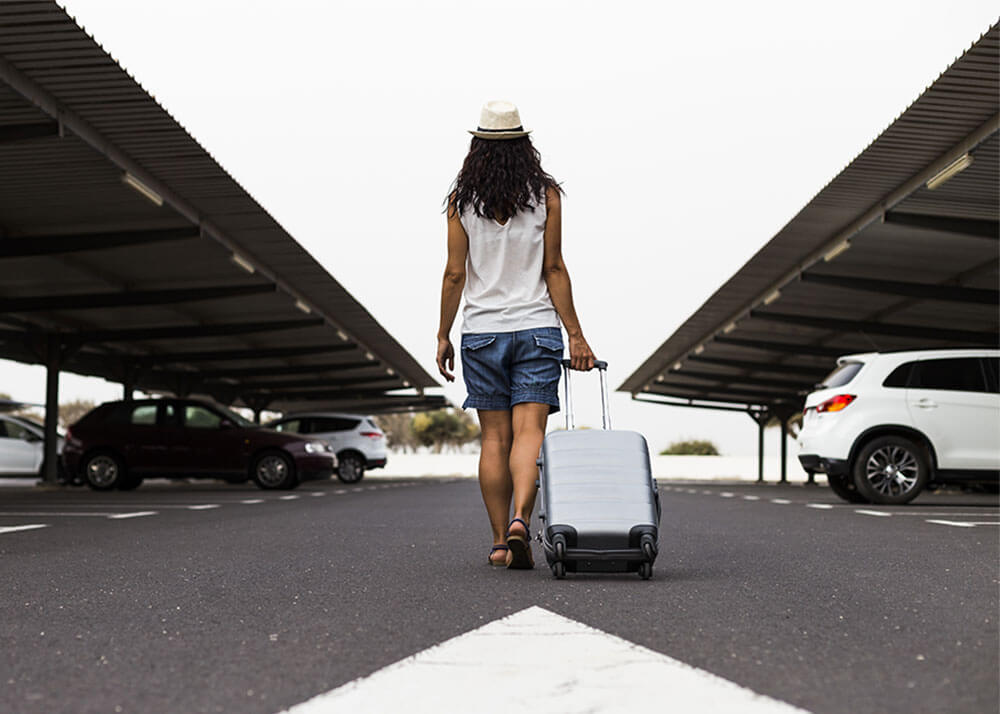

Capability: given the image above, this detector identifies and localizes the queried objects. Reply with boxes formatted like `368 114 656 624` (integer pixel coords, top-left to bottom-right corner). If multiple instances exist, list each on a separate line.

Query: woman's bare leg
477 409 513 563
509 402 550 534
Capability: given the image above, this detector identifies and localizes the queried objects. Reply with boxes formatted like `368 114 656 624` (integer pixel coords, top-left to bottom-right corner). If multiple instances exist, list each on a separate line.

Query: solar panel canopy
621 23 999 416
0 1 446 418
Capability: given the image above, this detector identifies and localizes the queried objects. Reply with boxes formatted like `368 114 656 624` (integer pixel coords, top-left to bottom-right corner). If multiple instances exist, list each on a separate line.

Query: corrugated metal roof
0 1 445 414
621 22 999 411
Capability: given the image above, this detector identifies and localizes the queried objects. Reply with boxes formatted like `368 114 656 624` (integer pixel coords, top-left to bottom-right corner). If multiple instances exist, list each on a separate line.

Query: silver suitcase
537 359 660 579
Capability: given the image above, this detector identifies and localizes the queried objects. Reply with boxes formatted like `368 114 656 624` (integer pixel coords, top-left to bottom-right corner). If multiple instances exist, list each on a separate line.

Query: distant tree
375 412 421 453
410 409 480 453
58 399 96 429
660 439 720 456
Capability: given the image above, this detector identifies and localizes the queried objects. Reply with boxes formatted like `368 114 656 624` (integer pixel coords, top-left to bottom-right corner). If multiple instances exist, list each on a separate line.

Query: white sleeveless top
459 198 561 334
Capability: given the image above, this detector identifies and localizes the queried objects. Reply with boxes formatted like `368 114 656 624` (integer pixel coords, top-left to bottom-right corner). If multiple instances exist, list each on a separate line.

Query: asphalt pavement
0 477 996 714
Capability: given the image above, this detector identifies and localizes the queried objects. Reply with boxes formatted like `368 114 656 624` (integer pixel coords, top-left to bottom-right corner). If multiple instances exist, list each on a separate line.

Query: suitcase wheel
552 561 566 579
638 562 652 580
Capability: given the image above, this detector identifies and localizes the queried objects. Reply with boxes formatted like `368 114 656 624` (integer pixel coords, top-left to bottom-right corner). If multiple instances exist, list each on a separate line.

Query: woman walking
436 101 595 569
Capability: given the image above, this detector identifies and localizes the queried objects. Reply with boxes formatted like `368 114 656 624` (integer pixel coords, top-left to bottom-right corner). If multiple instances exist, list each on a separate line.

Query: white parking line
0 524 48 535
770 498 791 505
334 489 348 495
107 511 157 519
927 520 1000 528
720 492 735 498
309 492 326 497
241 499 264 504
855 509 892 517
701 490 712 495
0 511 118 517
806 503 835 510
187 504 219 510
279 495 300 501
742 495 760 501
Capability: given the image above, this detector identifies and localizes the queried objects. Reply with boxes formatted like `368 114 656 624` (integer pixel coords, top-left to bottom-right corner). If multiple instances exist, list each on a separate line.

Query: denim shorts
460 327 563 413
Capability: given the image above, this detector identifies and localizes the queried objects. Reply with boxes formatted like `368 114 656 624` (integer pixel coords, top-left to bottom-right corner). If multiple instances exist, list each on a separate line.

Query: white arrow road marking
279 606 809 714
0 524 48 535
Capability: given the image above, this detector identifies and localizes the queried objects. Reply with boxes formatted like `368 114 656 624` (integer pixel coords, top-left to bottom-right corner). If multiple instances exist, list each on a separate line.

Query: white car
799 349 999 504
0 413 64 477
266 413 387 484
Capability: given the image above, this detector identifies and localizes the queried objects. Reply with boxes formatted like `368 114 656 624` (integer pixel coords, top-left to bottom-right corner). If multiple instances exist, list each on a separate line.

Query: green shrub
660 439 719 456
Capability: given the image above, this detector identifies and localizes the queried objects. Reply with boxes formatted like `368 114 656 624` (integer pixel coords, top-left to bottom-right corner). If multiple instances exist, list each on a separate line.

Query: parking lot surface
0 478 996 713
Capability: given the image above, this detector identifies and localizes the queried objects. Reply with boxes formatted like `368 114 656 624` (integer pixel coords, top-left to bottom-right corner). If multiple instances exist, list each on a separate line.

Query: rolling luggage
536 359 661 579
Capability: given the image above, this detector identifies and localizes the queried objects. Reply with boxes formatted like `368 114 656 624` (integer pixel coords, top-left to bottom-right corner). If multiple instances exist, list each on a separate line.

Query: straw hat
469 100 531 139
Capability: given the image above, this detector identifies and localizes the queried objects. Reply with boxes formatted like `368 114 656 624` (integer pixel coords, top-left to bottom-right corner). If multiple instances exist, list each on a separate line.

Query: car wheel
83 451 126 491
852 436 929 505
826 472 868 504
337 453 365 484
252 451 298 490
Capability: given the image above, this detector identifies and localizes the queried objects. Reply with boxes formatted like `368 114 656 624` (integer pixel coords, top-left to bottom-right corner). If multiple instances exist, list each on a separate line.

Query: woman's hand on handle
437 337 455 382
568 333 595 371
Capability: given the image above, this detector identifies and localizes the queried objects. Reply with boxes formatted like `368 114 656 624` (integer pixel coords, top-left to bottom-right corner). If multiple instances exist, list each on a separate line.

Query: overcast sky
3 1 997 458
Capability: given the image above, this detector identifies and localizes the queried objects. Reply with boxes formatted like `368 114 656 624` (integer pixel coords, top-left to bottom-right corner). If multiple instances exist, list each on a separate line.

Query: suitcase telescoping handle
560 358 611 431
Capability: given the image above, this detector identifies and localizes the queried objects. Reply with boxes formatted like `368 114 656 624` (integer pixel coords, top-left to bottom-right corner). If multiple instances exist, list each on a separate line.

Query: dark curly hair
447 136 561 221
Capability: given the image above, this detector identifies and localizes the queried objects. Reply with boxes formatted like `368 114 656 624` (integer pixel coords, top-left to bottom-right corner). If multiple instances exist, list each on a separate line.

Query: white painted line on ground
720 492 735 498
743 495 760 501
0 511 115 517
187 504 220 510
366 486 378 491
280 606 808 714
770 498 791 505
872 511 999 517
806 503 835 510
0 524 48 535
334 489 347 495
855 509 891 518
279 495 300 501
107 511 157 519
309 492 326 497
241 499 264 504
926 520 999 528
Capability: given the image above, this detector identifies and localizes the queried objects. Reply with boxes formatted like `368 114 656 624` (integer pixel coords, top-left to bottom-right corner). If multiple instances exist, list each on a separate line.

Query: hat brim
468 129 532 139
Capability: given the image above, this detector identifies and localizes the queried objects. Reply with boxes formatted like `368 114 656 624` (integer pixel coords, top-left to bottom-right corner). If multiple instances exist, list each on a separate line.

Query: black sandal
488 544 509 566
505 517 534 569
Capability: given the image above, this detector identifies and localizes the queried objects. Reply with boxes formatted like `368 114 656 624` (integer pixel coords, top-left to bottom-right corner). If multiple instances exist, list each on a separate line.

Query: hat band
476 125 524 133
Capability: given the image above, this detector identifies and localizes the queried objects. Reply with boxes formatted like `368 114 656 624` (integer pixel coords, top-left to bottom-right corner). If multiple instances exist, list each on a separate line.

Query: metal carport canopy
621 23 998 418
0 0 447 465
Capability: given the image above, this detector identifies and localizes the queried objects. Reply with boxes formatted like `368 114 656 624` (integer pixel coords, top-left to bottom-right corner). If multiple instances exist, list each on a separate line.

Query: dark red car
62 398 336 491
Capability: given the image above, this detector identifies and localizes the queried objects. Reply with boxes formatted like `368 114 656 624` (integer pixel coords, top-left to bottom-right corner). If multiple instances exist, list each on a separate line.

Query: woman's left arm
436 202 469 382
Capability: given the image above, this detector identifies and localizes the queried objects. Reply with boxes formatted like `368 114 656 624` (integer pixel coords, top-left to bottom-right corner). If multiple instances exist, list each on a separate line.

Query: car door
906 357 998 470
0 419 43 474
175 403 246 476
121 403 171 473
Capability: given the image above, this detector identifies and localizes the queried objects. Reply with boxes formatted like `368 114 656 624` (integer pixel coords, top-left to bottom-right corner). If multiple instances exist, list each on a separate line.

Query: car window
365 419 379 429
130 405 158 425
982 358 999 393
273 419 302 434
183 405 223 429
3 421 33 440
882 362 914 388
910 358 988 393
818 362 863 389
312 417 360 433
0 421 12 439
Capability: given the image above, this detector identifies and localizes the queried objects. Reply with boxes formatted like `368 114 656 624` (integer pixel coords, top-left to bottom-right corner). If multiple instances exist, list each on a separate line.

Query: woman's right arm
436 200 469 382
542 186 595 371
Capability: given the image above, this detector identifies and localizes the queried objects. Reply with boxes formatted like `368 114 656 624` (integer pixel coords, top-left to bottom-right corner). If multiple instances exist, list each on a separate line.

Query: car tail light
816 394 856 413
359 431 382 439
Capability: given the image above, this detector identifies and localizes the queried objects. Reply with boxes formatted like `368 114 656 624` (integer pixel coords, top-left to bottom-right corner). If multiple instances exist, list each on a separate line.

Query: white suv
799 349 999 504
0 414 64 478
266 413 387 484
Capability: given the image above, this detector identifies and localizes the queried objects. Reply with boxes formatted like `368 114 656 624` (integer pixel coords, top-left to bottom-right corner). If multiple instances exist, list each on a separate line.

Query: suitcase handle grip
560 359 608 371
561 359 611 431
